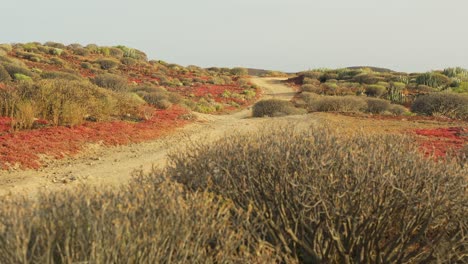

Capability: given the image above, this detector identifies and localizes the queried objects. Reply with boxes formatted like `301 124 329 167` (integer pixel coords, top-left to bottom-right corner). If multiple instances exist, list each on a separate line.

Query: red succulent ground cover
414 127 467 157
0 106 190 170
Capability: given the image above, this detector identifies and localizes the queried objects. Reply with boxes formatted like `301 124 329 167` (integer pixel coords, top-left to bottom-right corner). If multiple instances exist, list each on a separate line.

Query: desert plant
72 48 90 56
388 104 408 115
80 62 93 69
314 96 367 112
365 98 391 113
365 84 386 97
0 176 280 263
120 57 137 66
11 100 36 130
96 59 120 70
13 73 33 82
443 67 468 78
43 41 66 49
252 99 304 117
0 44 13 52
301 84 321 93
2 62 33 78
93 74 128 92
230 67 248 76
411 93 468 120
169 125 468 263
41 71 83 81
416 72 451 89
0 64 12 82
108 47 124 58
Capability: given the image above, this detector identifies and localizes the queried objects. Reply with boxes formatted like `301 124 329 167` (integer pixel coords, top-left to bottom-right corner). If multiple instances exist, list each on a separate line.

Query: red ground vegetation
0 106 190 170
414 127 467 157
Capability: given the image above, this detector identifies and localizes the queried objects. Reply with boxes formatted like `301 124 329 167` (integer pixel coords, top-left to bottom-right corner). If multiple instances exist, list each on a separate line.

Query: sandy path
0 77 312 197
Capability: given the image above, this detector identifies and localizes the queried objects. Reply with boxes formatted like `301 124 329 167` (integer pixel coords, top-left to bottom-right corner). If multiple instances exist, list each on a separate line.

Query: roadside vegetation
0 125 466 263
0 42 255 169
282 67 468 120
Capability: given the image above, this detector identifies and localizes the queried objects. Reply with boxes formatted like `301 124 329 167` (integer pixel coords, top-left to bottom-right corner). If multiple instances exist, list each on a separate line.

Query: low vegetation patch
411 93 468 120
252 99 305 117
169 125 467 263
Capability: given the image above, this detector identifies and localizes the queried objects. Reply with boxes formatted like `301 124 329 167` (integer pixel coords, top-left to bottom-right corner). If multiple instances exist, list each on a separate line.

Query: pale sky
1 0 467 73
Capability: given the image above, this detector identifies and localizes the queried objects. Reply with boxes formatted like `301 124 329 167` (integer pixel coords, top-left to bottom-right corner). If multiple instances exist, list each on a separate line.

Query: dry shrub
300 84 322 94
389 104 408 115
366 98 391 114
0 64 12 82
0 177 280 263
93 73 128 92
253 99 305 117
170 125 467 263
11 100 36 130
411 93 468 120
96 59 120 70
314 96 367 112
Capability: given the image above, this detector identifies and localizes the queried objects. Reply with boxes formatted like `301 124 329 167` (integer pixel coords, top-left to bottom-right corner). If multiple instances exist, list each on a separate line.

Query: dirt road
0 77 313 197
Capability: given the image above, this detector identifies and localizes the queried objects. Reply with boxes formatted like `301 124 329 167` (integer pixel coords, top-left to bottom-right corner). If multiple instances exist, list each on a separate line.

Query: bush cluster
252 99 305 117
297 94 408 115
93 73 129 92
0 177 279 263
411 93 468 120
169 125 468 263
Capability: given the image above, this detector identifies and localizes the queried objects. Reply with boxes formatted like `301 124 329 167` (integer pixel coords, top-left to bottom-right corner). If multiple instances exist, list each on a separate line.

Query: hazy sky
2 0 467 72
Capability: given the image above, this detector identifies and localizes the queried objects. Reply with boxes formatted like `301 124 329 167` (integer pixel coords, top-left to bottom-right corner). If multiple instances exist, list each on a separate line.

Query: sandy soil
0 77 310 197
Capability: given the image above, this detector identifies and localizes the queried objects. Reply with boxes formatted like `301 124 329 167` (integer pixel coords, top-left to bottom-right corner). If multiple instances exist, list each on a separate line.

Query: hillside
0 42 259 169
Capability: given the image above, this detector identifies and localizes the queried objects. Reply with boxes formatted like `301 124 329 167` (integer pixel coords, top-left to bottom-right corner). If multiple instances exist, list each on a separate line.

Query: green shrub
252 99 304 117
411 93 468 120
13 73 33 82
365 84 386 97
365 98 391 114
93 74 128 92
96 59 120 70
452 82 468 93
416 72 451 89
0 65 12 82
115 46 147 60
169 125 467 263
443 67 468 78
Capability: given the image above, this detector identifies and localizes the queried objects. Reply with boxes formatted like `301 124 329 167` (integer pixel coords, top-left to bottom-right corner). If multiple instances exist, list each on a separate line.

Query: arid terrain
0 77 299 196
1 77 465 198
